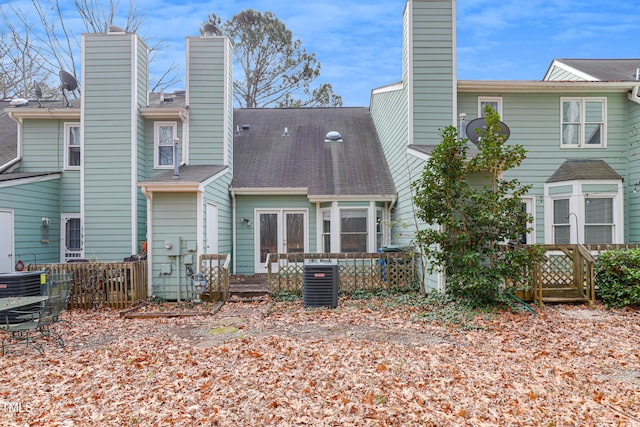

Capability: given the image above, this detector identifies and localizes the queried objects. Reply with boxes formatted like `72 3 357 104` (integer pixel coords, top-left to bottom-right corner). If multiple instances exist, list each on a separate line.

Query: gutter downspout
231 189 237 274
140 186 153 297
1 111 22 173
628 85 640 104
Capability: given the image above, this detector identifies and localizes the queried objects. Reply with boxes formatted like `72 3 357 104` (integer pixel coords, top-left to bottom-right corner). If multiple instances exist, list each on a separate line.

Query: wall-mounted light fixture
634 182 640 193
240 218 251 226
40 217 50 243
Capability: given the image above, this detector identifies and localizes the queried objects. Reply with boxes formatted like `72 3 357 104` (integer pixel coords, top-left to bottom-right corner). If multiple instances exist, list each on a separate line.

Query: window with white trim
584 197 613 244
340 209 367 253
478 97 502 118
321 210 331 252
561 98 606 148
154 121 177 168
64 123 81 169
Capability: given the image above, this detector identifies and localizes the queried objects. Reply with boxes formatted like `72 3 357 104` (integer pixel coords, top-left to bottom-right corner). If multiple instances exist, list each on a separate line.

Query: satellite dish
59 70 78 107
465 117 510 144
34 80 43 108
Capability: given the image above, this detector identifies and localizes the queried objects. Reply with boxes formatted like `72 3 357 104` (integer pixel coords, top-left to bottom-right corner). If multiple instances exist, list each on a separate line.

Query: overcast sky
5 0 639 106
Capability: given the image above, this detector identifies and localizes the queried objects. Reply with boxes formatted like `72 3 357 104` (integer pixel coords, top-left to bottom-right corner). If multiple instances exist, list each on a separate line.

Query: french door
255 210 306 273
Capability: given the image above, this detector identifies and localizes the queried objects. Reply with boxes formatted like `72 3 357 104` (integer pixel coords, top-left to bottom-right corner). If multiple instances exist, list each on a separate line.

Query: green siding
234 196 316 275
203 172 233 255
187 36 230 165
0 178 61 264
411 0 455 145
150 192 198 300
627 102 640 242
549 186 573 195
83 33 147 260
546 66 587 81
20 120 65 171
371 84 439 291
582 184 618 193
458 91 630 243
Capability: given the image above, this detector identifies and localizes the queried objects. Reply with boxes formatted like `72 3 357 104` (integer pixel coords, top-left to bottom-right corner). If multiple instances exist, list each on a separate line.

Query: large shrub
412 107 544 304
595 249 640 307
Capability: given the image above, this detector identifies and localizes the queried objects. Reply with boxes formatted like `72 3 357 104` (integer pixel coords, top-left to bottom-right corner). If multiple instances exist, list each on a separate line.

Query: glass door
255 210 307 273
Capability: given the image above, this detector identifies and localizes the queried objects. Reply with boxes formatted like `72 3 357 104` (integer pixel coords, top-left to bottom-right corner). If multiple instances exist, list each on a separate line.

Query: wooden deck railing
28 261 147 309
199 254 231 302
266 252 417 295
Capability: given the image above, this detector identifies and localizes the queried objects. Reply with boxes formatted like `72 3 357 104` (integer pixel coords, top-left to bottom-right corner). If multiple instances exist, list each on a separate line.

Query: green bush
595 249 640 307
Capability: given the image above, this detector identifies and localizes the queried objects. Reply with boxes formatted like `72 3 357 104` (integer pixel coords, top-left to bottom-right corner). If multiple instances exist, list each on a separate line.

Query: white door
61 214 83 262
255 210 306 273
206 203 218 253
0 210 13 272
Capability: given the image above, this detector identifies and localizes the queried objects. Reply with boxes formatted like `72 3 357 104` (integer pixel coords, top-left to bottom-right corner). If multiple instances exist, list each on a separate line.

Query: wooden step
541 296 590 303
228 281 269 301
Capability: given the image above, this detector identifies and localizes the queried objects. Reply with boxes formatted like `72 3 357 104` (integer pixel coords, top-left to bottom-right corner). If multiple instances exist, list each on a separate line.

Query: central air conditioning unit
303 262 338 308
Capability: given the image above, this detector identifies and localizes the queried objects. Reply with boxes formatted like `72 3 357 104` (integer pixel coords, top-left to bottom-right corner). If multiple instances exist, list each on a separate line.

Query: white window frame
316 203 390 253
154 121 177 169
584 196 615 244
544 180 622 244
320 208 331 253
64 122 81 170
340 208 368 253
478 97 502 118
560 97 607 148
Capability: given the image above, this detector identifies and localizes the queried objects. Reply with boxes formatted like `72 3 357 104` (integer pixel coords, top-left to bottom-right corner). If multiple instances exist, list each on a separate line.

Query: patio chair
0 278 72 355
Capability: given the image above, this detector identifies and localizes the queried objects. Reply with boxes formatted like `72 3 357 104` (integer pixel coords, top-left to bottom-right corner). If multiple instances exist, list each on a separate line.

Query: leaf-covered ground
1 297 639 426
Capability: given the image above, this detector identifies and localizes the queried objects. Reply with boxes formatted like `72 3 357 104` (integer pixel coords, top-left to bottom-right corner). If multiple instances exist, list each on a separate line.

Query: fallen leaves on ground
1 298 639 426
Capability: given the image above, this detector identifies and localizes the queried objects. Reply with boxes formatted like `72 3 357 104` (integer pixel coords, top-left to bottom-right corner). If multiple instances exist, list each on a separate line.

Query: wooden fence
515 243 640 305
199 254 231 302
266 252 417 295
28 261 147 309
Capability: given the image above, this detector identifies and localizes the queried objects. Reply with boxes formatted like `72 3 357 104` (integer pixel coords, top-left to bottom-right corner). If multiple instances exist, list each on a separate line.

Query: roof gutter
458 80 635 93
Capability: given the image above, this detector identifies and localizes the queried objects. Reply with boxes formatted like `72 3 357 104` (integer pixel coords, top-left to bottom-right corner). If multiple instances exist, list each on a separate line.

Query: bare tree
0 0 179 100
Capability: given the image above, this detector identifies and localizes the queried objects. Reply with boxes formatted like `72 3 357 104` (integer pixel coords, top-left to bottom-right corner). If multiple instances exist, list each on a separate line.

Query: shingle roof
0 101 18 168
231 108 396 198
546 159 622 183
140 165 227 184
553 59 640 82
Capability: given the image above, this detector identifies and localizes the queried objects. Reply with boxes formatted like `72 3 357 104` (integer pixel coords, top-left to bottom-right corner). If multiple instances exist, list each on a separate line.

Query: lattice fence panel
540 254 573 288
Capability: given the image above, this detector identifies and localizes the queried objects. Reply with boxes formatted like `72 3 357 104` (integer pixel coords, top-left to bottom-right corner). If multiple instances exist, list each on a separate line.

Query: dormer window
154 121 177 169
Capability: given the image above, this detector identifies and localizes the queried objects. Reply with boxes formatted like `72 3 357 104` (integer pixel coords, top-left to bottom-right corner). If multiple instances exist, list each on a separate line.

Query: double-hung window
340 209 367 253
584 197 613 244
321 210 331 252
561 98 606 148
154 121 177 168
64 123 81 169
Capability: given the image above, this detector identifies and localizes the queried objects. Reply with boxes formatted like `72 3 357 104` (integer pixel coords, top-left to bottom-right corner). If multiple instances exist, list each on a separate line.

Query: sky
4 0 640 106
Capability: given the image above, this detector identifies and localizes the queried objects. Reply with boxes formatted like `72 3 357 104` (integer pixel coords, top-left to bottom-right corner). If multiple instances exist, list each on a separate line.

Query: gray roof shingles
140 165 227 184
231 108 396 198
555 59 640 82
546 159 622 183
